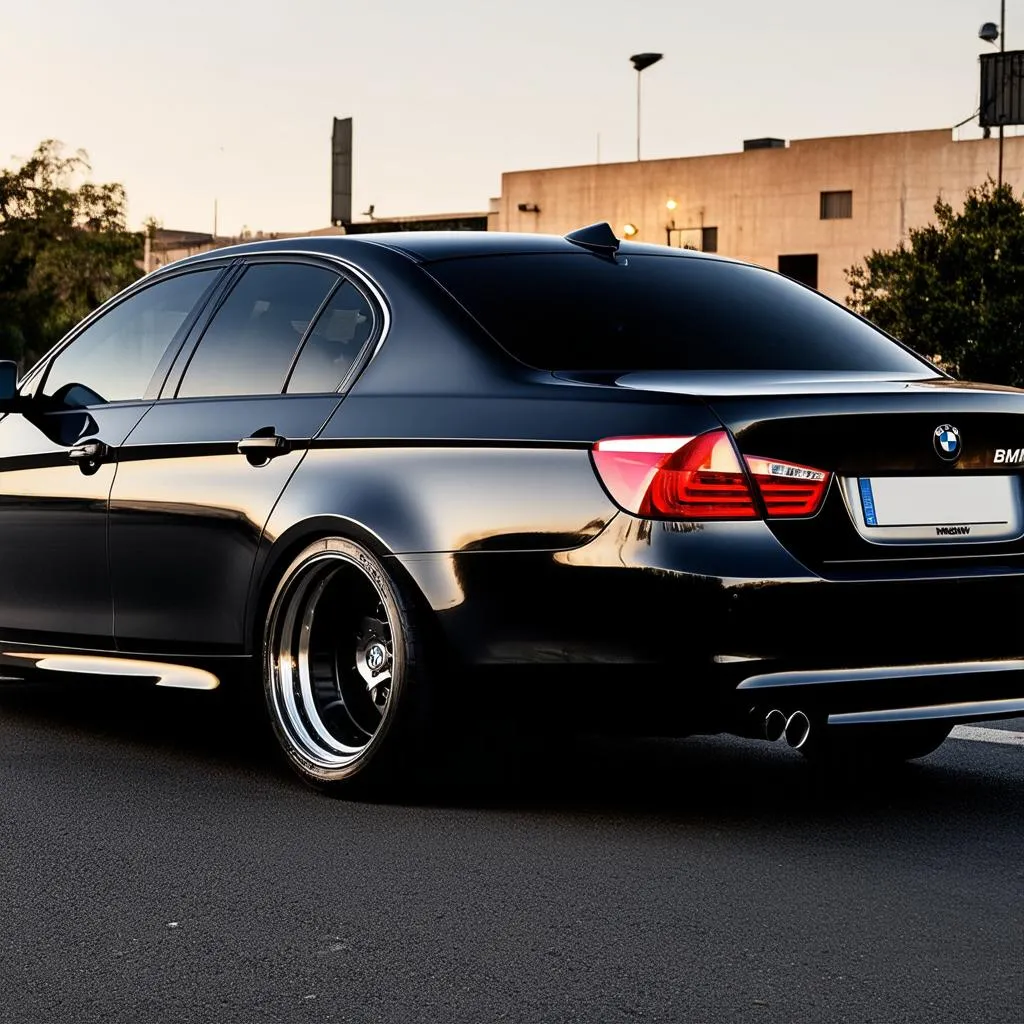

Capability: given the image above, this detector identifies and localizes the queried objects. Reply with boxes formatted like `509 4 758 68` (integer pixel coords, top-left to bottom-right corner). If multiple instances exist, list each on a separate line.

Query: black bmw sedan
1 222 1022 792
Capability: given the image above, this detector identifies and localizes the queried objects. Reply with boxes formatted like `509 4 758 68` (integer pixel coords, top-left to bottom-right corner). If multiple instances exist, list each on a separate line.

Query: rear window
424 253 934 374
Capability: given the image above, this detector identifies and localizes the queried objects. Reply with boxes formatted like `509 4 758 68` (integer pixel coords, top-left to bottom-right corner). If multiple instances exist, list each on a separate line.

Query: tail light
743 455 830 517
592 431 830 521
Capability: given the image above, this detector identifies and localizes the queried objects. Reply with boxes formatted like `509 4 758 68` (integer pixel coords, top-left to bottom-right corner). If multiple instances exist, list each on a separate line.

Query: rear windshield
424 252 934 374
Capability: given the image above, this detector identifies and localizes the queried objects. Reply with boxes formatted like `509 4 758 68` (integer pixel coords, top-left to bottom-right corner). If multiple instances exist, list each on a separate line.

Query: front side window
177 263 337 398
42 269 220 405
286 280 375 393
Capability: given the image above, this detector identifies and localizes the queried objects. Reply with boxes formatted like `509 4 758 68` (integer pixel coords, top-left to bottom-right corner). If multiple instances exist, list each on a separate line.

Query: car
1 221 1023 792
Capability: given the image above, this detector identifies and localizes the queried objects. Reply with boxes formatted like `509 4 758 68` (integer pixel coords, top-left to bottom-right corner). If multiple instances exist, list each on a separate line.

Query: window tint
425 253 934 374
177 263 336 398
286 281 375 393
42 269 219 405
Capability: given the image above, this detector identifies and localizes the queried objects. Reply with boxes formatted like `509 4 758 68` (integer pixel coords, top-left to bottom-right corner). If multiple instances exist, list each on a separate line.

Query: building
142 211 490 274
492 128 1024 302
143 225 347 274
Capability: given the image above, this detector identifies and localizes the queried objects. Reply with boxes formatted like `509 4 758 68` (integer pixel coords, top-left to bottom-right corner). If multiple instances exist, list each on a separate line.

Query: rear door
109 255 381 653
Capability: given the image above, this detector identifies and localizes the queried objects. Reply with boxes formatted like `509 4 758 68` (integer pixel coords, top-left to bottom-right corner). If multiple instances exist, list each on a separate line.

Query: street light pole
636 70 642 161
999 0 1006 187
630 53 663 161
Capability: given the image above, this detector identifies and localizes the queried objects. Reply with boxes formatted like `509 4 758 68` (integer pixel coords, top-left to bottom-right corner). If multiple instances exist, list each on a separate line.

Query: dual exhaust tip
764 708 810 749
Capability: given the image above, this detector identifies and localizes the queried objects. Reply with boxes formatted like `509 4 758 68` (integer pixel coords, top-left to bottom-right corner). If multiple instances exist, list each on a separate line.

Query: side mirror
0 361 18 410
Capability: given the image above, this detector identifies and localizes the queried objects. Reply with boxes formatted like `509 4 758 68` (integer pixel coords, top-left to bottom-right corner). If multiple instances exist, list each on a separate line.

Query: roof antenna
565 222 620 256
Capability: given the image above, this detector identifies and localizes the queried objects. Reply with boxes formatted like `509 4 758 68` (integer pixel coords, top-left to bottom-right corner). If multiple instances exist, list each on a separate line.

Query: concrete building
143 225 347 274
142 212 489 274
493 128 1024 302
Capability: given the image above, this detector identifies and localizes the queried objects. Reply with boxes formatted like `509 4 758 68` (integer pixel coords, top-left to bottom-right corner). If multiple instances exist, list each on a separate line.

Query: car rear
418 238 1024 748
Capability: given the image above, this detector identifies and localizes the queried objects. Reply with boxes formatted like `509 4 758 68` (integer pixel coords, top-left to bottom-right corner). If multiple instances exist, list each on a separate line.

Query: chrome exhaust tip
764 709 787 742
784 710 811 749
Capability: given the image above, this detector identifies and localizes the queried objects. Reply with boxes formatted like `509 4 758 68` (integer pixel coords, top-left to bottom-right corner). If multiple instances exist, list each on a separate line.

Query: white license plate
842 475 1024 544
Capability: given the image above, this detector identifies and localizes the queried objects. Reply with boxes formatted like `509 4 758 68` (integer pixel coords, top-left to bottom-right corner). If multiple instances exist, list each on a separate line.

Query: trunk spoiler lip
552 369 1024 399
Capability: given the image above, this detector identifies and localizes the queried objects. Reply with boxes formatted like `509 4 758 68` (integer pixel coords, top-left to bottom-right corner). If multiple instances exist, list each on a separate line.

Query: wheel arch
245 514 440 658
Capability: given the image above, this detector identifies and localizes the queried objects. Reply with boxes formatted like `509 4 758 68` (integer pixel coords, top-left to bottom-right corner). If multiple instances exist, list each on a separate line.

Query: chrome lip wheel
267 549 401 775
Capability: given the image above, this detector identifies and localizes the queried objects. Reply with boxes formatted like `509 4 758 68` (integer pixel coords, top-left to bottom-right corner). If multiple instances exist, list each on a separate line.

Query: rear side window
178 263 336 397
424 253 934 374
286 280 375 393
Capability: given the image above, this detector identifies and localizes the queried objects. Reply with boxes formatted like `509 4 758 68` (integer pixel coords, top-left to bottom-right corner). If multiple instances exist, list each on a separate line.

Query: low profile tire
800 720 954 766
263 536 431 794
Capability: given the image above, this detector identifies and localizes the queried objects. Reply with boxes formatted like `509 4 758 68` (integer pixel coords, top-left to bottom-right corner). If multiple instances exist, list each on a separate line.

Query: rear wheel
800 719 953 766
263 537 431 793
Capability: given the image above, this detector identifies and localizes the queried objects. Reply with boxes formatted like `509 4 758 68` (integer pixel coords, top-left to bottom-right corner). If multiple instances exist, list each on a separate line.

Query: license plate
842 475 1024 544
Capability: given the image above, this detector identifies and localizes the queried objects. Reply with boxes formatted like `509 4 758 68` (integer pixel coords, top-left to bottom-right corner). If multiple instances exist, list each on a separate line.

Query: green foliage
0 140 143 368
847 180 1024 387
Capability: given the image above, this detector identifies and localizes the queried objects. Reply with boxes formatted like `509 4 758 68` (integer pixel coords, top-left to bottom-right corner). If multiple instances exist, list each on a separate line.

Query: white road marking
950 725 1024 746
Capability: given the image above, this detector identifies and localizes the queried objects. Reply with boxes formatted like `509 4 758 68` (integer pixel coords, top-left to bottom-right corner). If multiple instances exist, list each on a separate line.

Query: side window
177 263 337 398
42 269 220 406
286 280 376 393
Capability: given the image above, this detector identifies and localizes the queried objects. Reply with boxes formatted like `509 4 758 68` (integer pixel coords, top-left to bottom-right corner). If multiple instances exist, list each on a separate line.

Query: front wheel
263 536 431 793
800 720 953 766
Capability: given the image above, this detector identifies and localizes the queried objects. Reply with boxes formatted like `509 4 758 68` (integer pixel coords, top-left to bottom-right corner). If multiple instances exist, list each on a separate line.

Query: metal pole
636 69 642 160
999 0 1006 186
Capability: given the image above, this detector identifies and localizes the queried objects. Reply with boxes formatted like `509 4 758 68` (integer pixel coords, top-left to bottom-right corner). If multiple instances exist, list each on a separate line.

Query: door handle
68 440 109 462
237 433 291 463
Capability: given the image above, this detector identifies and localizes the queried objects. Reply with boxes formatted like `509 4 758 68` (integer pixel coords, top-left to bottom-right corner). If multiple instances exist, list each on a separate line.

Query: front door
0 265 224 649
109 258 379 654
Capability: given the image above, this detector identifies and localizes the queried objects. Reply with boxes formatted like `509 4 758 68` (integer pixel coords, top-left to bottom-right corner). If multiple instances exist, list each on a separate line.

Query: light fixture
517 202 541 213
666 199 678 210
622 223 638 237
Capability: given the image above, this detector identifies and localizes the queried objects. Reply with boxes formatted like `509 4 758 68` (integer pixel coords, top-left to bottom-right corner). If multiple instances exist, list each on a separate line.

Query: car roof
164 229 727 271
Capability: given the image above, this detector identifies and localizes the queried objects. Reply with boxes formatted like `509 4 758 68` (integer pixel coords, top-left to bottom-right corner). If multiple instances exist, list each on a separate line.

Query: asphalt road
0 681 1019 1024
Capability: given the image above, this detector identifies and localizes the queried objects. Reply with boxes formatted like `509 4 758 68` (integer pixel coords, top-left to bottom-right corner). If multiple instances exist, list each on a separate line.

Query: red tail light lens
592 431 758 519
744 456 830 517
592 433 832 520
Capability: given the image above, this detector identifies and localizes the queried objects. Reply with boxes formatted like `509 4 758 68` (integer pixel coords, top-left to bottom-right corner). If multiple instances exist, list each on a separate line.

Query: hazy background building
493 128 1024 302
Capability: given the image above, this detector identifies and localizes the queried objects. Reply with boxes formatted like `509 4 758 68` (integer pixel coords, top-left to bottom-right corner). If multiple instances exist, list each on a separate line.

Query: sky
0 0 1011 234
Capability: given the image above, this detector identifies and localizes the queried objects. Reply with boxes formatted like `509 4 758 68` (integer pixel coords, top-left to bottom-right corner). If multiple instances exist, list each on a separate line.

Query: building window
778 254 819 290
820 190 852 219
667 226 718 252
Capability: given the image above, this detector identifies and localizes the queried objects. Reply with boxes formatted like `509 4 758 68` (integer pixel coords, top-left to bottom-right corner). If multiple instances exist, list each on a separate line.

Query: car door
109 255 380 653
0 265 225 649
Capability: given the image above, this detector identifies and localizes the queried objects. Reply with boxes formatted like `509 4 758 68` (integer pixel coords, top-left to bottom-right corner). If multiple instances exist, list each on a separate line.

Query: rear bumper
398 514 1024 729
732 659 1024 727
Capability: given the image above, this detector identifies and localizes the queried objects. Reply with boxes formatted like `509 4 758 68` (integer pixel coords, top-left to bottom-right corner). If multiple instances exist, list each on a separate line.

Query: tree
846 180 1024 387
0 140 143 368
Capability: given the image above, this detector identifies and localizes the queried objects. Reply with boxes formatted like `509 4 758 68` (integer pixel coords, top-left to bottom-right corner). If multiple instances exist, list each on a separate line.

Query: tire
800 719 954 767
262 536 432 794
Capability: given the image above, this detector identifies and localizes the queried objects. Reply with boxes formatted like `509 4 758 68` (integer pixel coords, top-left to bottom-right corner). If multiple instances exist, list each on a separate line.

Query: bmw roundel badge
933 423 961 462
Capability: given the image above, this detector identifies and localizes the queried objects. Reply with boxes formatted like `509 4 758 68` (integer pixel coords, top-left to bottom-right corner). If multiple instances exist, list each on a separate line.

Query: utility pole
999 0 1006 187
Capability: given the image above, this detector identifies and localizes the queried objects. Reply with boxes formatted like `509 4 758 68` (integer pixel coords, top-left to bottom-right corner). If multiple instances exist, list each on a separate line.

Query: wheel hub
355 616 392 708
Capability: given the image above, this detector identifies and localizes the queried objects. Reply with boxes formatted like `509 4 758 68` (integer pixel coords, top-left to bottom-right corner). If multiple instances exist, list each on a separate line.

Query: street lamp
630 52 663 161
980 3 1007 185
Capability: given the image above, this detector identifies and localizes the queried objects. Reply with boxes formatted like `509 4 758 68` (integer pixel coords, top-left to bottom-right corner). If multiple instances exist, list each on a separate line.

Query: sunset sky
3 0 1009 234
